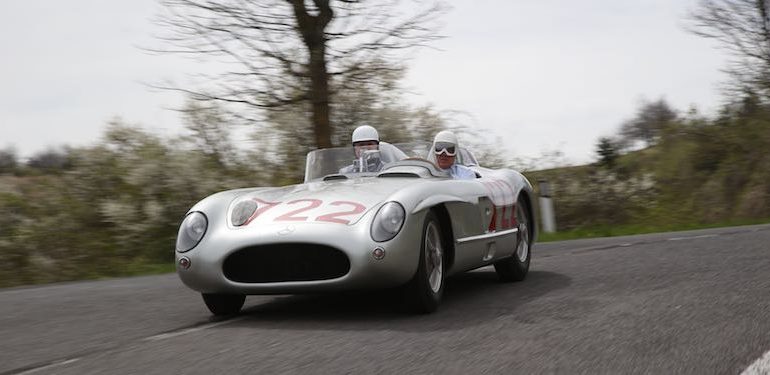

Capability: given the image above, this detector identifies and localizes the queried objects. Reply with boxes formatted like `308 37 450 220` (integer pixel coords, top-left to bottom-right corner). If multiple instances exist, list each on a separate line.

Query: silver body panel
176 161 537 295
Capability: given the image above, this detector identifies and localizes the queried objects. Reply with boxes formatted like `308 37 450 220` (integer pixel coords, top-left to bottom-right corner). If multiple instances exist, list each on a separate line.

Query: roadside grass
537 217 770 242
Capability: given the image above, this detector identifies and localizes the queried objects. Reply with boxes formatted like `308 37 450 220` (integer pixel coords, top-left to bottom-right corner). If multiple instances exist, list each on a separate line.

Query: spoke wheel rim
516 205 529 262
424 221 443 293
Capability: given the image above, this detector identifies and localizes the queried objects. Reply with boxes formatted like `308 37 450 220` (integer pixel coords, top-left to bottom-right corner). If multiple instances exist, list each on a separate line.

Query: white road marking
16 358 80 375
143 317 245 342
667 234 719 241
742 349 770 375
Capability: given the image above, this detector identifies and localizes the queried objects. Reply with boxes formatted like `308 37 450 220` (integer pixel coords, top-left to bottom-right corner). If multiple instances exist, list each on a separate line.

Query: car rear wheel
202 293 245 316
404 210 445 313
493 197 531 282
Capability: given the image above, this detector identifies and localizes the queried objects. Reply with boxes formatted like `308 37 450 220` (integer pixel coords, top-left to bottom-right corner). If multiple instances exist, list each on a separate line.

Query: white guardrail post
538 180 556 233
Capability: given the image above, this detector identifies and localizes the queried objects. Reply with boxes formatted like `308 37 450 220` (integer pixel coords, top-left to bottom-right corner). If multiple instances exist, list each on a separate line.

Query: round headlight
231 199 258 226
371 202 405 242
176 211 208 252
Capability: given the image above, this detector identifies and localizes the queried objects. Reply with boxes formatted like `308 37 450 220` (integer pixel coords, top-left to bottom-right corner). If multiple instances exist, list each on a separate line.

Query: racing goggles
433 142 457 156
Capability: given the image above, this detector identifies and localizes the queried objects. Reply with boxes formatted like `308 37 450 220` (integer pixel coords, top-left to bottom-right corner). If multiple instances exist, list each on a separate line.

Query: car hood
228 176 427 227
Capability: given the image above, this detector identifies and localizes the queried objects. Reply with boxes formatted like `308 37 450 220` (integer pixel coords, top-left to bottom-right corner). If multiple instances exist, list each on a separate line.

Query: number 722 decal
242 198 367 226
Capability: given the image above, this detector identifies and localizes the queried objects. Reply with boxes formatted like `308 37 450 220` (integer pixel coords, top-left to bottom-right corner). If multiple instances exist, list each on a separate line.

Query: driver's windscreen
304 143 408 181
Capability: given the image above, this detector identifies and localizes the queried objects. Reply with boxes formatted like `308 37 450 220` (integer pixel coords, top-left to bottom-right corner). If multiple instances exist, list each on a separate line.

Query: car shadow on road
229 268 571 333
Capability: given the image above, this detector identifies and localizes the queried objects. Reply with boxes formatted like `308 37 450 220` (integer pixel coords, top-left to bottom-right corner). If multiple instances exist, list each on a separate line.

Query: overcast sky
0 0 728 165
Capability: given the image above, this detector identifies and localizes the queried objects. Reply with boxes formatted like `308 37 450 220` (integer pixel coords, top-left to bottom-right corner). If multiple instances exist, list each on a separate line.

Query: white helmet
351 125 379 144
433 130 458 147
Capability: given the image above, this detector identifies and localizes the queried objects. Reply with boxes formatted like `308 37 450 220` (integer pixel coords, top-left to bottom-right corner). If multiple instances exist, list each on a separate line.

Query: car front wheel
404 210 445 313
202 293 245 316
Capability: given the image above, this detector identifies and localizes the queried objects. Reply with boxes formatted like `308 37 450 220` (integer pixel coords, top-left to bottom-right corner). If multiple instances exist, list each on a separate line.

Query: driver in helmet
431 130 476 180
339 125 385 173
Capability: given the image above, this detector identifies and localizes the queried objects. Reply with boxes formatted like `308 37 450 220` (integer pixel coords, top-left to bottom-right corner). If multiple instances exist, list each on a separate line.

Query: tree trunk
308 43 332 149
289 0 333 149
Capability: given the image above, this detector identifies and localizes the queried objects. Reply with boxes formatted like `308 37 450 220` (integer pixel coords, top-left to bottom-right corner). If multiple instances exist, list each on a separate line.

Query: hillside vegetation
526 101 770 238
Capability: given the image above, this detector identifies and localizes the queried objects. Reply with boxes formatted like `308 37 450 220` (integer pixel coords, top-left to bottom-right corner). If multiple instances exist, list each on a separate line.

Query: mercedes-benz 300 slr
175 142 537 315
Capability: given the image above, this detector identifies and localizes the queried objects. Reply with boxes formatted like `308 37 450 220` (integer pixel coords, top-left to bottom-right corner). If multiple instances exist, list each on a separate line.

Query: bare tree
690 0 770 100
154 0 448 149
620 98 677 147
180 100 236 167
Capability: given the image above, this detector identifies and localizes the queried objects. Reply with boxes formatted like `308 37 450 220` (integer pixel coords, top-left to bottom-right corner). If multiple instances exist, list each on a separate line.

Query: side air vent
323 174 349 181
378 172 420 178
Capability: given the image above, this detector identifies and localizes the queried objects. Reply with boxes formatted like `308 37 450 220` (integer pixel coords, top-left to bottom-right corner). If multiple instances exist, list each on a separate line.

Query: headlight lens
371 202 405 242
231 199 258 226
176 211 208 252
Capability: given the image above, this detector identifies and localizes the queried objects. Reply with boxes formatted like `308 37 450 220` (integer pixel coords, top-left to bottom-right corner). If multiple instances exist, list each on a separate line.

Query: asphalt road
2 224 769 374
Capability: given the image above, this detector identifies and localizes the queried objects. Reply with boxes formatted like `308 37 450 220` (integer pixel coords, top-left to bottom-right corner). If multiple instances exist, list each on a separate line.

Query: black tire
404 210 446 313
202 293 245 316
494 197 532 282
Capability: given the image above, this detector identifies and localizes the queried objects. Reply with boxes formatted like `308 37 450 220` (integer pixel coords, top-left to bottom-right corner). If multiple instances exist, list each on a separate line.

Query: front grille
223 243 350 283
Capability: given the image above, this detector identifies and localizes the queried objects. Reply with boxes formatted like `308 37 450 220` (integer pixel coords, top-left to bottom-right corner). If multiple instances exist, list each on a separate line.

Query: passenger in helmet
339 125 385 173
429 130 476 180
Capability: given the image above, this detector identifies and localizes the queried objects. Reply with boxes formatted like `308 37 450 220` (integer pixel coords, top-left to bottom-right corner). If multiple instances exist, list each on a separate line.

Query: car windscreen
304 142 408 182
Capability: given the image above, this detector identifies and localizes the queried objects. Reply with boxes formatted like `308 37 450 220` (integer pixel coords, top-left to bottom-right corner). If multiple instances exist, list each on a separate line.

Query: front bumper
175 212 425 295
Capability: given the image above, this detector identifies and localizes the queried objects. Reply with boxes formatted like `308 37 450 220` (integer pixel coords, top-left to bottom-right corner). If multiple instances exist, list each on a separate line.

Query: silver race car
175 142 537 315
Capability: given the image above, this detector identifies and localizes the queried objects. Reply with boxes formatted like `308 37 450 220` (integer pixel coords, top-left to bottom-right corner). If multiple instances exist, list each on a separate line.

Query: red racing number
244 198 368 225
274 199 323 221
316 201 367 224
